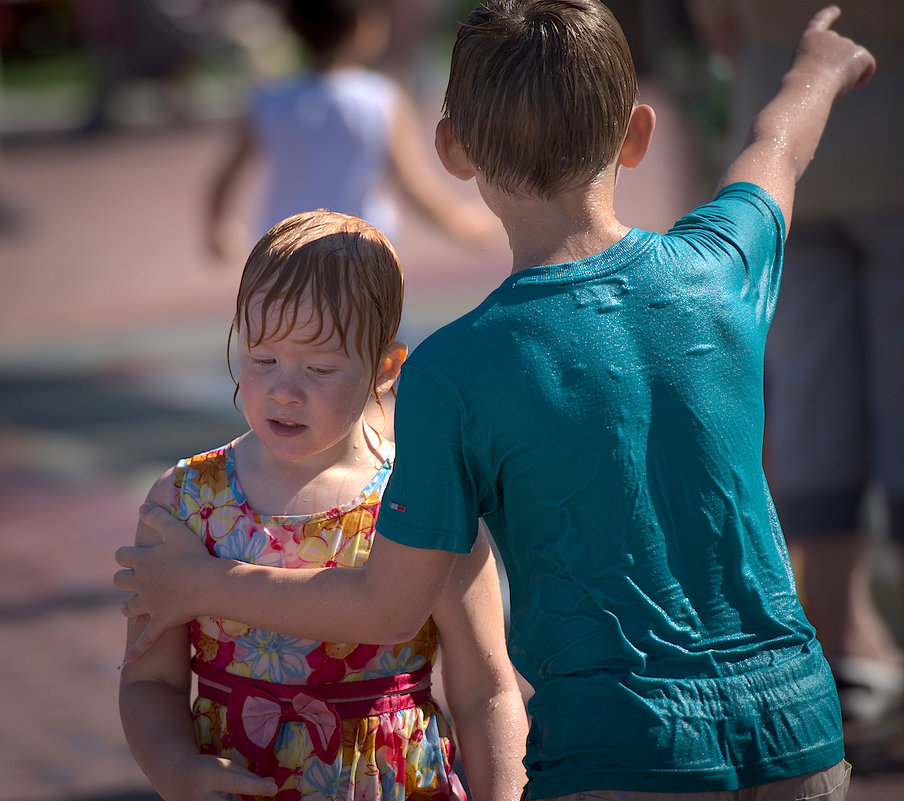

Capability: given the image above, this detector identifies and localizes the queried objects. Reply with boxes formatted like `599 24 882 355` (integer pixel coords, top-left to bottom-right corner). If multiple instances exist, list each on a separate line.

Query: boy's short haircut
233 210 404 386
443 0 638 198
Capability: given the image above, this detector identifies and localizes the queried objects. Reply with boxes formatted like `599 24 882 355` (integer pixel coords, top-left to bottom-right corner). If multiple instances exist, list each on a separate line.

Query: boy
117 2 875 797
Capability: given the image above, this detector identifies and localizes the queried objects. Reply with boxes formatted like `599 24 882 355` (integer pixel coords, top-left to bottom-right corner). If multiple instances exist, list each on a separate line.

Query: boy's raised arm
717 6 874 230
115 504 457 663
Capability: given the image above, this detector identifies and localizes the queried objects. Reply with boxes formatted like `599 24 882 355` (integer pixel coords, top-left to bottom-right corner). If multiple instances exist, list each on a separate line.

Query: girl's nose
269 370 304 405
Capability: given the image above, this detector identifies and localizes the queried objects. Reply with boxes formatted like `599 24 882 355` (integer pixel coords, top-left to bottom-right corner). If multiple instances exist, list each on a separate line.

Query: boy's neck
486 173 631 273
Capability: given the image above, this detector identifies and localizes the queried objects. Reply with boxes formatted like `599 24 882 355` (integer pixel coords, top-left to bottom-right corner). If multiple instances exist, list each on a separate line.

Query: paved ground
1 88 902 800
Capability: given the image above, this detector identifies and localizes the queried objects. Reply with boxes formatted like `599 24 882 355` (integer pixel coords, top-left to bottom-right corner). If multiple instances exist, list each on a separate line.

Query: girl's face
236 297 377 468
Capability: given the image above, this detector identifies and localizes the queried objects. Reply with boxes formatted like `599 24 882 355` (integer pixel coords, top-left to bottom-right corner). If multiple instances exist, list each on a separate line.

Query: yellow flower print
221 618 252 639
195 629 221 661
187 453 227 488
323 642 359 661
292 526 346 567
402 618 439 662
182 482 243 541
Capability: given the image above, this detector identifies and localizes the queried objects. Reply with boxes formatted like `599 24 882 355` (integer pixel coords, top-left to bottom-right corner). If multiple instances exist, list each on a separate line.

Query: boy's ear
374 340 408 398
618 104 656 169
435 118 476 181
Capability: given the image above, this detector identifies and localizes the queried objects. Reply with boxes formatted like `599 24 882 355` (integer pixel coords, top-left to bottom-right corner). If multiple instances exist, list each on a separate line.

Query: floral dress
172 441 466 801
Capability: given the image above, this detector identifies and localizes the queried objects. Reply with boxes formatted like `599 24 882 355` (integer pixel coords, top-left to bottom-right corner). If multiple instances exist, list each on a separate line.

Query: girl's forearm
119 679 198 798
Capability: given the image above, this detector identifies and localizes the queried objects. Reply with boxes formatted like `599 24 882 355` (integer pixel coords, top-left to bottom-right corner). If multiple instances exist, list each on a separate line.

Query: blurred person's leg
860 208 904 669
0 50 27 236
765 220 903 721
859 211 904 550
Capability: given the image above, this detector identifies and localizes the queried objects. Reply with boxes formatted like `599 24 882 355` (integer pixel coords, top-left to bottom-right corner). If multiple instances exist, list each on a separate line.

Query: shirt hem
526 742 845 797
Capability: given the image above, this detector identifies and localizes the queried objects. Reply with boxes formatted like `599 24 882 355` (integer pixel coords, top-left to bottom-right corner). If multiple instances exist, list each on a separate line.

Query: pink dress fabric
172 441 466 801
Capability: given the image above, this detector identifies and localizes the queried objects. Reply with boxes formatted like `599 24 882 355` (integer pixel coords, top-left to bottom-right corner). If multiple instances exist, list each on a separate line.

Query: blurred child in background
206 0 493 263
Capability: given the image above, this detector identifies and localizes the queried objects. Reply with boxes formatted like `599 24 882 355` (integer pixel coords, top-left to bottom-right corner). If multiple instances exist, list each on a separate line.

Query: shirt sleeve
670 182 785 327
376 362 480 554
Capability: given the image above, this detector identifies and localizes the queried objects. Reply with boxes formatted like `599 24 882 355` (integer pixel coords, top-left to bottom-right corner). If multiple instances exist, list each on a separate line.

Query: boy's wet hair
443 0 638 198
233 210 404 388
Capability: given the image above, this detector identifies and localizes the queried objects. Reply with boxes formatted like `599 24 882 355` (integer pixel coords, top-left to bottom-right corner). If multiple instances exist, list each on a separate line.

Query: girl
119 210 527 801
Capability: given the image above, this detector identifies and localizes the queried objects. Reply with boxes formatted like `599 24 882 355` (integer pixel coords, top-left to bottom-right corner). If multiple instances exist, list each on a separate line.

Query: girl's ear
618 104 656 169
374 340 408 398
435 118 476 181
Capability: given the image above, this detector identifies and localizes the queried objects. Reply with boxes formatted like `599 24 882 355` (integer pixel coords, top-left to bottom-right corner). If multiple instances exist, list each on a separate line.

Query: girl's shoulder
175 442 234 493
144 464 180 514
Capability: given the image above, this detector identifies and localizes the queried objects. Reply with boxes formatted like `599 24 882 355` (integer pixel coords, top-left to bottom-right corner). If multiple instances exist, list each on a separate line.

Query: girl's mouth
269 419 306 435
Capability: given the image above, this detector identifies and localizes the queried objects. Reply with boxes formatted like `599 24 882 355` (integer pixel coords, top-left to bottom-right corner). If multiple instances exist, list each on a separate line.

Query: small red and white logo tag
388 501 407 513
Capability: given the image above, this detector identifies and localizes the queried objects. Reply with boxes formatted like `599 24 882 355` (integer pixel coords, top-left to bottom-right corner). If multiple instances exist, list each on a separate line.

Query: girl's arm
431 527 528 801
118 471 278 801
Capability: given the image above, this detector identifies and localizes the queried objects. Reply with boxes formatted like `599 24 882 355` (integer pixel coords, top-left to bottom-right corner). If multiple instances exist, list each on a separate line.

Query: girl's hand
168 754 278 801
115 503 214 662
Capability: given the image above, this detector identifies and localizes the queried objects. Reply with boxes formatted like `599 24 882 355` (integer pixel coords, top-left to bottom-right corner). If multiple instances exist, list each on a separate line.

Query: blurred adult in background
71 0 225 132
688 0 904 723
0 4 28 236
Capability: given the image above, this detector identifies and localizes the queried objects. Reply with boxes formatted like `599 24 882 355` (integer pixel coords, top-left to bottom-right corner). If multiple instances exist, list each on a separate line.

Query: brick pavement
1 101 902 801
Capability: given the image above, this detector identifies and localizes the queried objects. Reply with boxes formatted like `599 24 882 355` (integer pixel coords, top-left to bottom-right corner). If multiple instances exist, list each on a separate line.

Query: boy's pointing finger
808 5 842 32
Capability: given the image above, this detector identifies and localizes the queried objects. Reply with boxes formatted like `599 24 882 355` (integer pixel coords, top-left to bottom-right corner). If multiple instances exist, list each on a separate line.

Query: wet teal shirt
377 184 844 795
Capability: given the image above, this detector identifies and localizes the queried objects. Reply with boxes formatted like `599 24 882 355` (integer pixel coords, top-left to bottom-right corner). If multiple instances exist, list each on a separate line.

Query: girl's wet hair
443 0 638 198
230 210 404 393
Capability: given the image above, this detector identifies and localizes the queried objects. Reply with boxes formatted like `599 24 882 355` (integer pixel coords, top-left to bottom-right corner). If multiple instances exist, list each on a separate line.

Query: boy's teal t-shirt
377 184 844 795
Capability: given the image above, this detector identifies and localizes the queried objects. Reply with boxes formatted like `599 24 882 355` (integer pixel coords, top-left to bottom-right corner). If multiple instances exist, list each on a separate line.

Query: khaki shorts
530 759 851 801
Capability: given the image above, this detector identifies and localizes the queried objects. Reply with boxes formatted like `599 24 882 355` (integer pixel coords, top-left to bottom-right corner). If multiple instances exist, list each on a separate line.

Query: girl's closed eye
245 350 277 367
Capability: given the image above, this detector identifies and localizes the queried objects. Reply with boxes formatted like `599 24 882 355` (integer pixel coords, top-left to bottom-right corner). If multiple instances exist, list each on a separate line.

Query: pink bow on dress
226 683 343 763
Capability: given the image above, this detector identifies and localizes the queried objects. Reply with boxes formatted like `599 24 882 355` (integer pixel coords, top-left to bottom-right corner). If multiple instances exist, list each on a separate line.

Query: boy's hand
115 504 212 662
168 753 278 801
718 6 875 227
792 6 875 99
